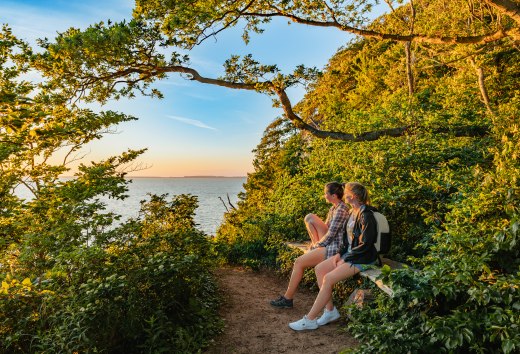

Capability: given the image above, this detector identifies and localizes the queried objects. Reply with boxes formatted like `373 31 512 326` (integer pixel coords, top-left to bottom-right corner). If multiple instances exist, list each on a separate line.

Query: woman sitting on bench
270 181 349 309
288 182 379 330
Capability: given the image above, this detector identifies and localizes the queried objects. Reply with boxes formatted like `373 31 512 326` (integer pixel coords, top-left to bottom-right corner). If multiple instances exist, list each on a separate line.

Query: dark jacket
339 204 379 265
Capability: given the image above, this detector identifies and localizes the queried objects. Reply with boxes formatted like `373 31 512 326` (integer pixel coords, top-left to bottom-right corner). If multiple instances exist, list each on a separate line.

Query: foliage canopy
33 0 520 141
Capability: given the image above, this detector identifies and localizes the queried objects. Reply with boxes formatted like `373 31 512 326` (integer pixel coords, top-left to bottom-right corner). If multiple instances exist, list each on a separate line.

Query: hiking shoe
289 315 318 331
317 307 340 326
270 295 293 308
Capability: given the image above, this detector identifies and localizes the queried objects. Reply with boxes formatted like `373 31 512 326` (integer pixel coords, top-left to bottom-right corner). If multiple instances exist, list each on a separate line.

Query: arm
316 204 348 248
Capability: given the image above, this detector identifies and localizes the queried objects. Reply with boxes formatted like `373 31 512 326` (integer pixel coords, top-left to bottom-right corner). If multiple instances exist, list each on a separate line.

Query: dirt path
205 267 358 354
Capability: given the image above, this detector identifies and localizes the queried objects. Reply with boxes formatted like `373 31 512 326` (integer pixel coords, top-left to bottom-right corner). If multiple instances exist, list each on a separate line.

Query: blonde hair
345 182 370 204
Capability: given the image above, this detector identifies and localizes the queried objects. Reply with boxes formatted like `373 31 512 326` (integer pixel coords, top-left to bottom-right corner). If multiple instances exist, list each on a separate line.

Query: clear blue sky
1 0 353 177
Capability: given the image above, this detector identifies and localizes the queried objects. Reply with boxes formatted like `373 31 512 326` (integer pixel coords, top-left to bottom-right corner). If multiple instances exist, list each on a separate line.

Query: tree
134 0 520 45
33 0 519 142
0 26 139 195
1 27 222 352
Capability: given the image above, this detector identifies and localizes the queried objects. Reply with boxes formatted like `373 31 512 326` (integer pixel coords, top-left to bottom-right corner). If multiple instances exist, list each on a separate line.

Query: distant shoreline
131 176 246 179
60 176 247 179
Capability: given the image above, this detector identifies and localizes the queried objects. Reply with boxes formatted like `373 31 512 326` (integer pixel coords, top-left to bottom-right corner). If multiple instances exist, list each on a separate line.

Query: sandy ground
205 267 358 354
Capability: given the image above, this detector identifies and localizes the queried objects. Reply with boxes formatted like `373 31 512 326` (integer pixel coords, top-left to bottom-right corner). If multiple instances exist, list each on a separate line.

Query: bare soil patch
205 267 358 354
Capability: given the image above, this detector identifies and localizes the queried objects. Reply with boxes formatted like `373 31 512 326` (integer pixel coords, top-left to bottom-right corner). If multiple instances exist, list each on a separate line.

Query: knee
294 256 305 269
304 213 316 224
321 274 335 289
315 262 325 277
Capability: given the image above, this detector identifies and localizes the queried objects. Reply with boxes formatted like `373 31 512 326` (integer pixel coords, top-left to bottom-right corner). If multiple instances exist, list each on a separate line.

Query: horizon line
59 175 247 178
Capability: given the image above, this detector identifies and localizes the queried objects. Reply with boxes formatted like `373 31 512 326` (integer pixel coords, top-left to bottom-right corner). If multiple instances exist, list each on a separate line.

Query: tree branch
469 58 495 115
194 0 257 46
64 64 490 142
219 194 236 212
273 88 488 141
485 0 520 25
240 11 519 43
405 0 416 97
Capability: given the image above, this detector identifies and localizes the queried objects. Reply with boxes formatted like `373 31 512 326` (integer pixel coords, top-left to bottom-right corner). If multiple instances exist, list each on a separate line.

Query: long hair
345 182 370 204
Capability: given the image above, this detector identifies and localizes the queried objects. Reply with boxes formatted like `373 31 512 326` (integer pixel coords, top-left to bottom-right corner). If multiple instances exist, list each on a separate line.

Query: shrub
1 193 222 353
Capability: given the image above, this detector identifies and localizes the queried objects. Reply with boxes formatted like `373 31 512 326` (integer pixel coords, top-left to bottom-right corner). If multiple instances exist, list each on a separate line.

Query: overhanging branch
66 64 490 142
485 0 520 25
274 88 489 141
239 11 519 43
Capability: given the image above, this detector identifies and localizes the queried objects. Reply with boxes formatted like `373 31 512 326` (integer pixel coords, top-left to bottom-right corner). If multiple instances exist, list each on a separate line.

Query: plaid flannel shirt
317 201 349 258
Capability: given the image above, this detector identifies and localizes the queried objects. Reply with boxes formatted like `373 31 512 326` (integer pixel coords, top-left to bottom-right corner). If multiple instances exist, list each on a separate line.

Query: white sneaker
288 315 318 331
317 307 340 326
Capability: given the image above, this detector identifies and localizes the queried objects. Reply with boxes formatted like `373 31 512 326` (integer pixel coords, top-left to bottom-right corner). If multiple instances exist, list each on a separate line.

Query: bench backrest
373 211 391 254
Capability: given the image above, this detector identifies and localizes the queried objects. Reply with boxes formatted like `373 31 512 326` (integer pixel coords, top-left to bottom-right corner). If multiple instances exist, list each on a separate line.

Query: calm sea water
16 177 246 236
111 177 246 235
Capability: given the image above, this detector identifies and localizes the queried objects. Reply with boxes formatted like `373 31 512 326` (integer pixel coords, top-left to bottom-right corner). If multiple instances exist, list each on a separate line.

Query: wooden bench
285 242 406 297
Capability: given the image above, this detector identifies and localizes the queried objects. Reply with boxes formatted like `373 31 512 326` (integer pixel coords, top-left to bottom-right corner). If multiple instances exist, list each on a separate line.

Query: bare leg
307 261 360 320
304 214 328 245
284 247 326 299
315 257 337 311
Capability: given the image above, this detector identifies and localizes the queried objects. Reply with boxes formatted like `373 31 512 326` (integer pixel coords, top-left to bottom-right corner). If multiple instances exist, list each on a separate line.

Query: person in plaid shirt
270 182 349 309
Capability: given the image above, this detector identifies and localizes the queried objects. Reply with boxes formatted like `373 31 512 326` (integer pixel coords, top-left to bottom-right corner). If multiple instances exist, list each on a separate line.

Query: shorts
349 259 378 271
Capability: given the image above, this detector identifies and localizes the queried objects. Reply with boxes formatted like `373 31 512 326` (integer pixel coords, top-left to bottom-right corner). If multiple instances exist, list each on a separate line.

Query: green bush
1 193 222 353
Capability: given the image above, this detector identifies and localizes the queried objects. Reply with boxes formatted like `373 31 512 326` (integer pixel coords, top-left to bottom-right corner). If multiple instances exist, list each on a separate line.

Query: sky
1 0 353 177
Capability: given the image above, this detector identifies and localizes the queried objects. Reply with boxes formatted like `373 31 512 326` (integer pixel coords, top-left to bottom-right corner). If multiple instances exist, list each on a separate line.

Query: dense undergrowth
213 3 520 352
0 186 222 353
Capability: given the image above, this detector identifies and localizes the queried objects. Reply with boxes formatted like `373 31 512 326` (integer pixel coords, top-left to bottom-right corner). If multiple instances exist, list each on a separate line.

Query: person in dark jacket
289 182 379 331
